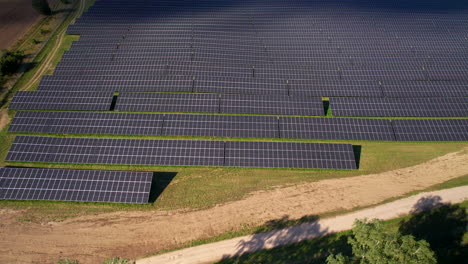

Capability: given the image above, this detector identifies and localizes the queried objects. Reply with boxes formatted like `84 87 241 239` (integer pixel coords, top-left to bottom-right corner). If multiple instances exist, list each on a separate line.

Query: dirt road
0 147 467 263
138 185 468 264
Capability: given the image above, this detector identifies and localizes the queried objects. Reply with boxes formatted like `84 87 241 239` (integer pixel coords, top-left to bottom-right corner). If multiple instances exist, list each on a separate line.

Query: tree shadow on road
217 215 350 264
399 195 468 264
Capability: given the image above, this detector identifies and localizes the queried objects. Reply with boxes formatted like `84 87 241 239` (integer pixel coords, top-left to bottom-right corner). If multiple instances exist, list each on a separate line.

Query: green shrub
0 50 25 75
32 0 52 16
40 28 51 35
57 258 79 264
101 257 131 264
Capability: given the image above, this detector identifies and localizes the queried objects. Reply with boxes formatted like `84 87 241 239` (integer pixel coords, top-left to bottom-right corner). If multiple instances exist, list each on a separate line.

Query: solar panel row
0 167 152 203
9 91 115 111
330 97 468 117
116 93 325 116
9 111 468 141
5 136 357 169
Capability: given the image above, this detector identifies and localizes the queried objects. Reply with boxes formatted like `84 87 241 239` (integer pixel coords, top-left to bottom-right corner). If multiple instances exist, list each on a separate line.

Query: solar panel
381 81 468 98
115 93 220 113
330 97 468 117
225 141 357 169
9 111 164 136
392 119 468 141
6 136 225 167
163 114 279 138
0 167 152 203
280 117 395 141
221 95 324 116
9 91 114 111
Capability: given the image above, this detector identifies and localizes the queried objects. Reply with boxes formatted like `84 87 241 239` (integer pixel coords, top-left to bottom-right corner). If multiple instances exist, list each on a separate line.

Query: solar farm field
0 0 468 263
0 0 467 262
1 0 468 205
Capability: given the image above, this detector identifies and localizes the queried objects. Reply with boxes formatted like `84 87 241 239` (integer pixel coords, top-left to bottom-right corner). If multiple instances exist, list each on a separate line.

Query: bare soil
0 0 41 50
0 109 10 130
0 147 467 263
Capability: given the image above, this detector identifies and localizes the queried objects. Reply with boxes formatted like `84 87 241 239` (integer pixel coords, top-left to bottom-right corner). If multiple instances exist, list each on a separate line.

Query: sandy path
138 186 468 264
0 147 467 263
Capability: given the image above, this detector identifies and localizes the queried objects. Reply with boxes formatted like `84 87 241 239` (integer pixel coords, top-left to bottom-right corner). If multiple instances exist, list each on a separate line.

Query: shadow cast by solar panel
353 145 362 169
148 172 177 203
109 94 119 111
323 100 330 116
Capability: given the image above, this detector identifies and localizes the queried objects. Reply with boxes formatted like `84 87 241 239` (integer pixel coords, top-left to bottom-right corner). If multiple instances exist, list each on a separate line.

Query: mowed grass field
1 124 466 223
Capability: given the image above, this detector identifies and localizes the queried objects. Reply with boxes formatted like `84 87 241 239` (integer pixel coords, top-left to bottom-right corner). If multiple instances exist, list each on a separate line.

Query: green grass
215 202 468 264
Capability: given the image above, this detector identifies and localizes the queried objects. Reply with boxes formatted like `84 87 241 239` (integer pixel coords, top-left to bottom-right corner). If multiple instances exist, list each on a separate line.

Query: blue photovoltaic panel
163 114 279 138
0 167 152 203
6 136 225 167
115 93 220 113
9 91 114 111
225 141 357 169
221 94 324 116
280 117 395 141
9 111 164 136
392 119 468 141
330 97 468 117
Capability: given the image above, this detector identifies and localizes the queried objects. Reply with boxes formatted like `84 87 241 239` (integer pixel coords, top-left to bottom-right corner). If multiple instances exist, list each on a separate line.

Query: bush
101 257 132 264
32 0 52 16
327 219 436 264
31 38 40 44
40 28 51 35
57 258 79 264
0 50 25 75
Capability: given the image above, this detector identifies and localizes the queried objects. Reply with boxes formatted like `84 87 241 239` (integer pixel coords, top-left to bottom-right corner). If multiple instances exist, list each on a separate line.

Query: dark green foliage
40 28 51 35
60 0 71 4
0 50 25 75
217 232 352 264
327 219 437 264
399 199 468 263
32 0 52 16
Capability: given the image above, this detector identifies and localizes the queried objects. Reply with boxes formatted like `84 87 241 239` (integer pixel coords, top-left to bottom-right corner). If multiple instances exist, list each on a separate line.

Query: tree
32 0 52 16
0 50 25 75
327 219 436 264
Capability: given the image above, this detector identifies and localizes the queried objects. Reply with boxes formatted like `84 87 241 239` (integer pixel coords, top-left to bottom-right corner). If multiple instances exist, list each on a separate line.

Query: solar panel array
50 0 467 99
6 136 357 169
225 141 357 169
280 117 395 141
4 0 468 184
115 93 220 113
7 136 226 166
392 119 468 141
116 93 324 115
162 114 279 138
221 95 324 116
0 167 152 203
330 98 468 117
9 111 164 135
9 111 468 141
9 91 114 111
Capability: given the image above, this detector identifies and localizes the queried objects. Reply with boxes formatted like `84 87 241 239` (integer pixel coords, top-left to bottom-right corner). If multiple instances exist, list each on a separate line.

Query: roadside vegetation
216 202 468 264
